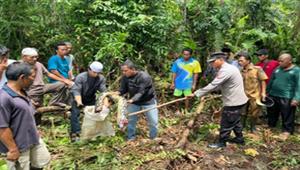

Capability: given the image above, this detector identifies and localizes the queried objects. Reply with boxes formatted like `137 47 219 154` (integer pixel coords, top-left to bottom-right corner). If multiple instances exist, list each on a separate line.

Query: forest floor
0 98 300 170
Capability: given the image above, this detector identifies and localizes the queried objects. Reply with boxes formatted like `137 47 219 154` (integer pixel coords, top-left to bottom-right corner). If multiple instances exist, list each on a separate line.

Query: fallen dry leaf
187 154 198 162
246 133 261 141
244 148 259 157
214 155 231 165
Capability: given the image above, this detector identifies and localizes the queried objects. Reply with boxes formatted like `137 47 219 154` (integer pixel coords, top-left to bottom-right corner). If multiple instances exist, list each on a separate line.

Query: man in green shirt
267 53 300 139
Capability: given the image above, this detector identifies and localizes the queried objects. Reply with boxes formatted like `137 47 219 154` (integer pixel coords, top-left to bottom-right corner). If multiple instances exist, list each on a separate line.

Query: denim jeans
127 101 159 140
70 101 81 134
70 94 96 134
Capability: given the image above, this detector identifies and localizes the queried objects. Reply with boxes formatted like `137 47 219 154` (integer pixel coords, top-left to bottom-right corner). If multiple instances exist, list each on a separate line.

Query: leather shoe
208 142 226 148
227 138 245 145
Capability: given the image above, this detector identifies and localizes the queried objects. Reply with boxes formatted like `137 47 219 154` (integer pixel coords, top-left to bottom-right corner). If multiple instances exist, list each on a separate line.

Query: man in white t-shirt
65 42 75 79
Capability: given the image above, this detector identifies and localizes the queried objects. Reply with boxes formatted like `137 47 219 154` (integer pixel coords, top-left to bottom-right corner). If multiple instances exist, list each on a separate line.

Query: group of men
0 42 159 169
171 48 299 148
0 42 299 169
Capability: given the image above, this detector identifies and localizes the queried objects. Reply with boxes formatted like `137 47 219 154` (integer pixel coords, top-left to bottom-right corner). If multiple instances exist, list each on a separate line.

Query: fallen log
36 105 71 114
175 95 221 148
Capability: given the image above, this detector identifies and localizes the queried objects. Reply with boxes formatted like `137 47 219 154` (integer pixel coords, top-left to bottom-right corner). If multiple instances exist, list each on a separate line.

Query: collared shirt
0 84 39 153
241 63 268 99
194 62 248 106
171 57 201 90
71 72 106 105
119 71 156 105
267 66 300 101
256 60 279 84
48 55 70 83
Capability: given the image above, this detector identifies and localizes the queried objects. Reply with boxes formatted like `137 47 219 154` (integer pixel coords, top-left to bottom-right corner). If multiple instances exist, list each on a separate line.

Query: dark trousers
267 96 296 134
219 104 245 143
70 99 95 134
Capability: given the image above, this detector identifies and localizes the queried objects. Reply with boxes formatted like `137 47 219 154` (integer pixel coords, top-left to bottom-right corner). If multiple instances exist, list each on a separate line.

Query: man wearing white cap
70 61 106 142
21 48 74 123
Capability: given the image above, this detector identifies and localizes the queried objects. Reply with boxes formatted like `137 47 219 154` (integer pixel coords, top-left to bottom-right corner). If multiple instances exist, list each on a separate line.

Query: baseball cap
255 49 268 56
22 48 38 56
89 61 103 73
207 52 226 63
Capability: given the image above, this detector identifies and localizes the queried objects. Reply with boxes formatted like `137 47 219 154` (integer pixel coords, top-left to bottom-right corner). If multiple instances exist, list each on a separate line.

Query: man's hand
77 103 84 108
74 95 83 108
63 79 74 87
112 91 121 95
0 63 7 72
30 99 40 108
170 83 175 90
261 93 266 102
6 148 20 161
187 93 195 98
127 99 134 104
291 100 299 107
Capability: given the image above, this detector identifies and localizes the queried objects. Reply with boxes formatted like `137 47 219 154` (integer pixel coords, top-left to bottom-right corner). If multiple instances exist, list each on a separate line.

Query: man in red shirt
255 49 279 84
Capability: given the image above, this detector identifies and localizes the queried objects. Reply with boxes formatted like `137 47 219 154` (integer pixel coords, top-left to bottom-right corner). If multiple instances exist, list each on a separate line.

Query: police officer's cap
207 52 226 63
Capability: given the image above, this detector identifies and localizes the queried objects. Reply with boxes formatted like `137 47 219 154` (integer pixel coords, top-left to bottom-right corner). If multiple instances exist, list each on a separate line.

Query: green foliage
271 148 300 169
1 0 300 69
70 0 183 70
0 159 6 170
189 123 219 143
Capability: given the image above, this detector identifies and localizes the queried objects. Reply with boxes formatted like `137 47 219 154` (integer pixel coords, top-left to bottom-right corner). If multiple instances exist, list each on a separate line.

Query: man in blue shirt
48 42 71 83
171 48 201 115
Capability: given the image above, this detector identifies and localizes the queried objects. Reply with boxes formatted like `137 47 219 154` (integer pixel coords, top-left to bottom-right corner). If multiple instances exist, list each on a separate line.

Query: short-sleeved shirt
171 57 201 90
65 54 74 71
48 55 70 83
0 84 39 153
0 59 16 89
32 62 49 86
256 60 279 84
241 63 268 99
267 66 300 101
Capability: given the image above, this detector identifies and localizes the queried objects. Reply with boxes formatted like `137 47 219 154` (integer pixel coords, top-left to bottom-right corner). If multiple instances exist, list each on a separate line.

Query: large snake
95 92 128 129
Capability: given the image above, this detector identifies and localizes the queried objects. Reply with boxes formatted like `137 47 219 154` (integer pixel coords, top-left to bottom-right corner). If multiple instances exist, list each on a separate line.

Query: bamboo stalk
128 97 187 116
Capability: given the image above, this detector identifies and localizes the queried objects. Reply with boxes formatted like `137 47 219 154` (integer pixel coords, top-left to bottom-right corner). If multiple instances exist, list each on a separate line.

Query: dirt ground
1 101 300 170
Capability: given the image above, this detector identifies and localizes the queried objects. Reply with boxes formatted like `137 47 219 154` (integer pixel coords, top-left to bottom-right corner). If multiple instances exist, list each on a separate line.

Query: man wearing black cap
255 49 279 84
189 52 248 148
